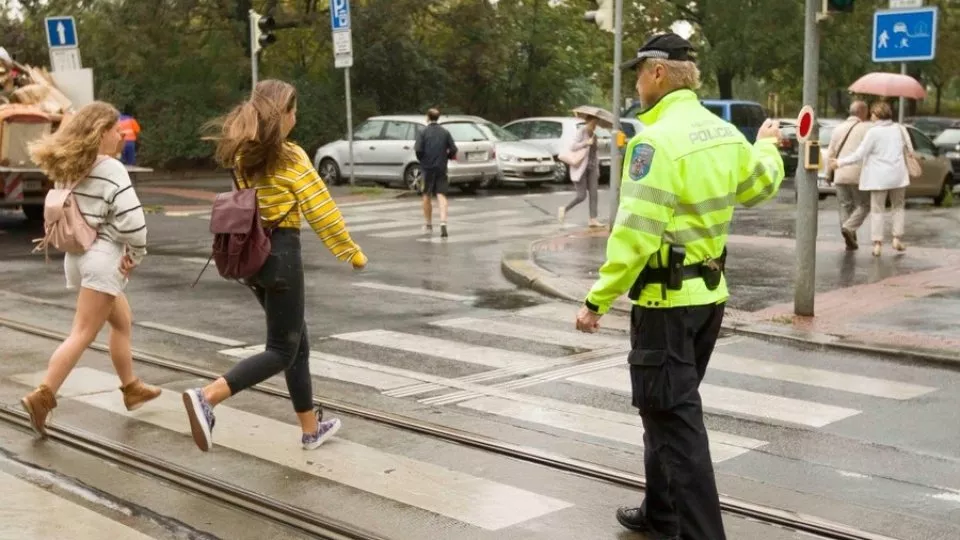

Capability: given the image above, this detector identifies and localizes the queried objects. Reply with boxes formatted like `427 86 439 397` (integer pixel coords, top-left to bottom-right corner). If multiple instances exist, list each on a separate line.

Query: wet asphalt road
1 179 959 539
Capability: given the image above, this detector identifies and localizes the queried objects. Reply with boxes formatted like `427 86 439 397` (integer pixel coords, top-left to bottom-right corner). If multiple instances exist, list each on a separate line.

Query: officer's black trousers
628 303 726 540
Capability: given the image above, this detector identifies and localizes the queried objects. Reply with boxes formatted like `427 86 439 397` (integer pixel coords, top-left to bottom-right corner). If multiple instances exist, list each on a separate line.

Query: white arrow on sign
57 22 66 45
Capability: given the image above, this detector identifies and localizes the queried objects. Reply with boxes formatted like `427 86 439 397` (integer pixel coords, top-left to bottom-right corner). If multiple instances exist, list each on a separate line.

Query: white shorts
64 239 128 297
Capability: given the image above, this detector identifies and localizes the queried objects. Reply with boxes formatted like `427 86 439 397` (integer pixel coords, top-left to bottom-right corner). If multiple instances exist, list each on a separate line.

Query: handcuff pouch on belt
627 246 727 301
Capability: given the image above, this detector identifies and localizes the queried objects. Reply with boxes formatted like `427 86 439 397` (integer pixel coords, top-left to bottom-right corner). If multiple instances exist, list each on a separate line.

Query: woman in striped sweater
182 80 368 452
20 102 161 436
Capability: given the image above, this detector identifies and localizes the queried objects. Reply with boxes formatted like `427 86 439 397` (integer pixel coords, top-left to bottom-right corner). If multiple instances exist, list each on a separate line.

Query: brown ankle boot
120 379 162 411
21 385 57 437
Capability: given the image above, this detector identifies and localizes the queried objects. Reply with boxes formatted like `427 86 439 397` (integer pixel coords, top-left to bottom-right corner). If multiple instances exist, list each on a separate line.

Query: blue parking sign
45 16 78 49
873 7 938 62
330 0 351 31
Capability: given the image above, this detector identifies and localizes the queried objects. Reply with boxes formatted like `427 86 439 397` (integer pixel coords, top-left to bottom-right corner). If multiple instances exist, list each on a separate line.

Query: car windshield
475 121 521 142
934 129 960 146
576 122 612 138
443 122 487 142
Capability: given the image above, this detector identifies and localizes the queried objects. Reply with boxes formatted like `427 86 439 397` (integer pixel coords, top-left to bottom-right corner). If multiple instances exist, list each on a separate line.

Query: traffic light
584 0 614 33
826 0 854 13
250 9 277 54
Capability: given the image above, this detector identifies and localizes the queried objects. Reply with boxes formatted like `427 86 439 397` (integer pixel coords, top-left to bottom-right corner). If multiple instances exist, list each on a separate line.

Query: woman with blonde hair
181 79 368 452
830 101 913 256
20 101 160 436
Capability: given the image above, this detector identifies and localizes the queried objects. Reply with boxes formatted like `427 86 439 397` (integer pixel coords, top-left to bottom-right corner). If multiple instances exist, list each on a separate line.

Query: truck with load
1 50 150 222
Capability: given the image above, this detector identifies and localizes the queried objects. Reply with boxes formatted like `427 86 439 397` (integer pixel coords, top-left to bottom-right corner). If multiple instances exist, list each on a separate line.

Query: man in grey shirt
415 108 458 238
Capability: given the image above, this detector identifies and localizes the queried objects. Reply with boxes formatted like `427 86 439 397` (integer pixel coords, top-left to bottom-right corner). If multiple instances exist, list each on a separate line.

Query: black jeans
629 303 727 540
223 228 313 413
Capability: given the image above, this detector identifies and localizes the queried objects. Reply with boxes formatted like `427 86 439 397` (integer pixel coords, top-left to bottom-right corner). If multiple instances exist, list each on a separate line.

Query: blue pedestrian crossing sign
45 16 79 49
872 7 938 63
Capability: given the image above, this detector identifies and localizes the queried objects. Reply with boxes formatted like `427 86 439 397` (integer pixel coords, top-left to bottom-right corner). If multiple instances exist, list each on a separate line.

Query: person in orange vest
118 110 141 165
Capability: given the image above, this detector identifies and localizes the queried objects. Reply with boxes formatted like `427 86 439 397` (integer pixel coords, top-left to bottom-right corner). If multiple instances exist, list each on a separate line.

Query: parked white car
502 116 613 182
468 118 556 187
312 115 498 193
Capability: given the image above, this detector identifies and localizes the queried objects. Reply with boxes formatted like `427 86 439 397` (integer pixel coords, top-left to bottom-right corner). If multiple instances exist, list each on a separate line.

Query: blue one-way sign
44 16 79 49
873 7 938 63
330 0 351 31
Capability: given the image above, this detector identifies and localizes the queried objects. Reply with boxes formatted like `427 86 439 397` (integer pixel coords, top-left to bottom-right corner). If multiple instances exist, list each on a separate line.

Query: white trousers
869 188 905 243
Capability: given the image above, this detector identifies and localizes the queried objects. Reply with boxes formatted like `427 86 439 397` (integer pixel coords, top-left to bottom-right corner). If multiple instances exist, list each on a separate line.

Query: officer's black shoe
615 507 678 539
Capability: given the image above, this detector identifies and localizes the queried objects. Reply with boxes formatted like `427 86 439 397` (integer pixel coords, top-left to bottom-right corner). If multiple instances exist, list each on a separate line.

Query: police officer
575 33 784 540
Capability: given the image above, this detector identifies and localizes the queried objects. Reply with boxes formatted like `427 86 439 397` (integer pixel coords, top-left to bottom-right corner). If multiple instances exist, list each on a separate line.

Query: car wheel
22 204 44 222
319 159 342 185
404 164 423 193
459 182 480 194
554 160 569 183
933 177 952 207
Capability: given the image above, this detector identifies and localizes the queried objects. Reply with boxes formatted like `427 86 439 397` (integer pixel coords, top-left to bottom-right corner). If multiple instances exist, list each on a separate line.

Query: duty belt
628 248 727 301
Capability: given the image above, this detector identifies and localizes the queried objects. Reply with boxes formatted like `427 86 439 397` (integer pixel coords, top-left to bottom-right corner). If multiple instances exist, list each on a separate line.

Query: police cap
621 32 696 71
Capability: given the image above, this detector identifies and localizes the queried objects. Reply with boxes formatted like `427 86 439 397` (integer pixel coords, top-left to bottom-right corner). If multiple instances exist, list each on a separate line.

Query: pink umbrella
849 72 926 100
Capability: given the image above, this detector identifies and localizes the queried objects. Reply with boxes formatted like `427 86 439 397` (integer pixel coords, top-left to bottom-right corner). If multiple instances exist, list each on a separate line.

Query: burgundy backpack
192 171 292 287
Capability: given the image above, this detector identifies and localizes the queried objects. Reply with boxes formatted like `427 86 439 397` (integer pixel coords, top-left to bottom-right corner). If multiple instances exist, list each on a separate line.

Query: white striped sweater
69 157 148 263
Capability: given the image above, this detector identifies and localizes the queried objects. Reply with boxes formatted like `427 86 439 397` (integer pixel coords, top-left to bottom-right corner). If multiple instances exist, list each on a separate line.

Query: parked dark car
907 116 960 140
933 128 960 173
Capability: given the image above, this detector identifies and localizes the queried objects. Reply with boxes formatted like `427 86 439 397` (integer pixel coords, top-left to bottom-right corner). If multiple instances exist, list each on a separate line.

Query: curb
501 237 960 368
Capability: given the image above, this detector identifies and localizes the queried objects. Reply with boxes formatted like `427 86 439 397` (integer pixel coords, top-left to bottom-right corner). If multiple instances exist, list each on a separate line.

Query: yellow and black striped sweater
236 143 366 267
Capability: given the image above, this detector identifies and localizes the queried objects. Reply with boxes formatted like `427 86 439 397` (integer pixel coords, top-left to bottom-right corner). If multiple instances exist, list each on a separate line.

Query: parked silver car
502 117 613 182
312 115 498 193
468 118 555 187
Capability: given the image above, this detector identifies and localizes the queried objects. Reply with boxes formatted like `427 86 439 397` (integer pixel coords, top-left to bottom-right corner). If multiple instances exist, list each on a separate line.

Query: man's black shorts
422 168 449 196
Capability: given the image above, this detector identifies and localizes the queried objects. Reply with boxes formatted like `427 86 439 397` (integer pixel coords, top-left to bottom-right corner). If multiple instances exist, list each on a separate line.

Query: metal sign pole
898 62 907 123
795 0 821 316
346 68 354 186
607 0 624 229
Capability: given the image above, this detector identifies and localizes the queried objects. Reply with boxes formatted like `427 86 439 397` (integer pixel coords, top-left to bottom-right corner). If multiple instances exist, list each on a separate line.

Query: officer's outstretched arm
735 137 785 208
585 141 677 315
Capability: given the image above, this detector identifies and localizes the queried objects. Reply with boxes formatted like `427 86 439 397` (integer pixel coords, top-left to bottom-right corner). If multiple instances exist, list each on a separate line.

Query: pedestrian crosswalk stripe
386 346 629 399
342 214 387 224
0 470 156 540
370 214 548 239
344 220 419 233
514 302 632 332
568 367 862 428
338 201 421 212
352 281 476 302
16 368 573 530
417 226 558 244
136 321 246 347
709 353 936 400
431 317 624 349
452 393 765 463
332 329 551 369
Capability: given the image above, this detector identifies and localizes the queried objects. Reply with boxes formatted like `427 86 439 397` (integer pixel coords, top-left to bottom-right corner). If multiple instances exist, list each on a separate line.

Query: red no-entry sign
796 106 815 142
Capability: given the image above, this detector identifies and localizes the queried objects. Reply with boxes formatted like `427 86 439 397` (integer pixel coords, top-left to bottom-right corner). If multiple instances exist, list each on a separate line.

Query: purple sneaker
182 389 215 452
302 417 341 450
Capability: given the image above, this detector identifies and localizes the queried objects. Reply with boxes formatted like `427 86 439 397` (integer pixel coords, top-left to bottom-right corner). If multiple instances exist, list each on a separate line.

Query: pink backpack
32 176 97 261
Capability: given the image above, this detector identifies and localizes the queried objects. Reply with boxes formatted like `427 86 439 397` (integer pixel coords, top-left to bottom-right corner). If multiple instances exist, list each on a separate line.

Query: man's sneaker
615 507 678 539
440 223 448 238
120 378 162 411
841 227 858 250
182 389 215 452
302 414 342 450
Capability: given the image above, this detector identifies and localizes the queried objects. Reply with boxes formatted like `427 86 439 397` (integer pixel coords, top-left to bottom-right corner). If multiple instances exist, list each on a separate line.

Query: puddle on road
471 289 542 310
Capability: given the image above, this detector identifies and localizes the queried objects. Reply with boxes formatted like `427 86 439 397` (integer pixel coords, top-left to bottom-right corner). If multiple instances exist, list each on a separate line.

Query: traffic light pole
607 0 624 229
249 10 259 88
795 0 821 316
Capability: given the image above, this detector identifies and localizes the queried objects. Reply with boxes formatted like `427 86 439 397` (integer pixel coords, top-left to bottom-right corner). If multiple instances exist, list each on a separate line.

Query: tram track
0 316 899 540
